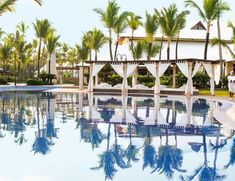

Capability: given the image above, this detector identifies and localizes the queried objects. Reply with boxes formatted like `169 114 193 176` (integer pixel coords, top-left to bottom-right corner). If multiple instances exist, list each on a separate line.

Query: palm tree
131 41 144 60
216 0 230 76
127 13 142 60
185 0 229 60
144 12 159 61
143 39 160 61
156 4 189 60
94 0 120 61
33 19 52 77
114 12 129 59
0 43 12 78
211 21 235 58
0 0 42 15
84 28 108 61
46 33 60 75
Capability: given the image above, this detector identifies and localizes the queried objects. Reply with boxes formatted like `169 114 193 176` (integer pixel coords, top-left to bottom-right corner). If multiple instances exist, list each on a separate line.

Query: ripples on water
0 92 234 181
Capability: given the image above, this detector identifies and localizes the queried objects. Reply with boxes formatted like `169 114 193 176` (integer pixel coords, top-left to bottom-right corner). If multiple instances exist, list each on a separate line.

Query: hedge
26 79 43 85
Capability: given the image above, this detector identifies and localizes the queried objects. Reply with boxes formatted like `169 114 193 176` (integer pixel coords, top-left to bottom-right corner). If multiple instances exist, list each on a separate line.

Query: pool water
0 92 234 181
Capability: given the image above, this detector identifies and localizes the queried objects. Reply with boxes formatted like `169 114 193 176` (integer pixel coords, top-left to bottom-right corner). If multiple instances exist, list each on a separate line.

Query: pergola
85 58 221 96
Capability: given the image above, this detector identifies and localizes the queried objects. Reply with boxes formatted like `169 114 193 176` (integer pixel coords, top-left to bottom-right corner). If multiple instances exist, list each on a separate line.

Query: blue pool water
0 92 234 181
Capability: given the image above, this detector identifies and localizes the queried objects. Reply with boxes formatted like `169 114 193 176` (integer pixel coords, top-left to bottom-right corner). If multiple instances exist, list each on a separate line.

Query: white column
88 63 93 92
79 66 84 90
132 69 138 88
186 62 193 96
211 64 215 96
154 64 160 94
122 63 128 94
95 75 98 87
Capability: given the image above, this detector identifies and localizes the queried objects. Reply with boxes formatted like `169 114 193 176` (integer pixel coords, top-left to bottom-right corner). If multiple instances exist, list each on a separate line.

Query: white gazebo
85 58 221 96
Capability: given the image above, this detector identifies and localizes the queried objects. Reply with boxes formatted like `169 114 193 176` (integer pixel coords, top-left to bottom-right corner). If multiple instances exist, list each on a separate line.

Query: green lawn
199 88 229 97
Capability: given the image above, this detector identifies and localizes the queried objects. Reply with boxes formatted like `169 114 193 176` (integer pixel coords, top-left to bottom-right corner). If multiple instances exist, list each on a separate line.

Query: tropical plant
127 13 142 60
94 0 120 61
0 0 42 16
83 28 108 61
33 19 52 77
131 41 144 60
144 12 159 60
185 0 229 59
211 20 235 58
113 11 129 59
0 43 12 78
143 40 160 60
46 33 60 74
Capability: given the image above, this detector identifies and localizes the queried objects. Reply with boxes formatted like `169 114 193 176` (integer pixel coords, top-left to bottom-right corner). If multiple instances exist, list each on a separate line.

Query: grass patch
199 88 229 97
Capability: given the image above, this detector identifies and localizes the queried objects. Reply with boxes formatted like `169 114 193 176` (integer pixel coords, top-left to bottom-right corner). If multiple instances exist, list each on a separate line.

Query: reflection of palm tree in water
143 126 157 170
32 97 50 155
224 136 235 169
152 127 185 179
124 124 139 165
186 128 226 181
92 123 129 180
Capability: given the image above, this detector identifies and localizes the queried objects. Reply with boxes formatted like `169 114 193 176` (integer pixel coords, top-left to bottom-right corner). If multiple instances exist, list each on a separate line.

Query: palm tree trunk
109 29 113 61
95 50 98 61
217 16 224 77
159 36 164 60
167 38 171 60
37 40 42 78
114 34 119 60
131 30 135 60
147 42 152 61
3 58 5 79
175 33 179 60
203 133 208 167
48 56 51 75
204 24 210 60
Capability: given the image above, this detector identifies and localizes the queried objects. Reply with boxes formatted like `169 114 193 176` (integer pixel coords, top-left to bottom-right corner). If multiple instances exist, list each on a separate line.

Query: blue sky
0 0 235 60
0 0 235 46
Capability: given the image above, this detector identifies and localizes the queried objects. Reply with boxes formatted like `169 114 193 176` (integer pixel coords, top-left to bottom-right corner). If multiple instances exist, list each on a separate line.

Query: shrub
0 78 8 85
138 75 154 83
160 75 172 86
176 72 187 87
107 74 122 86
26 79 43 85
145 82 155 88
193 72 210 88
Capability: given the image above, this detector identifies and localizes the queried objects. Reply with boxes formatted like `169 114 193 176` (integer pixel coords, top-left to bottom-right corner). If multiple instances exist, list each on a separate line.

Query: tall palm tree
127 13 142 60
216 0 230 76
114 12 129 59
211 21 235 58
46 34 60 75
0 43 12 78
84 28 108 61
185 0 229 60
156 4 189 60
94 0 120 61
144 12 159 61
143 39 160 61
33 19 52 77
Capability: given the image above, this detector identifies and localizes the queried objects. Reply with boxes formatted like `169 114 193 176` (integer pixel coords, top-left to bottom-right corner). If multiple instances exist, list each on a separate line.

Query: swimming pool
0 92 234 181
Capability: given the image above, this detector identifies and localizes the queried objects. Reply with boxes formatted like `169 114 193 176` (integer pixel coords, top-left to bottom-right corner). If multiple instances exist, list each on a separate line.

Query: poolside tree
113 11 129 59
127 13 142 60
94 0 120 61
84 28 108 61
211 21 235 58
0 43 12 78
185 0 229 60
144 12 159 61
156 4 189 60
46 33 60 75
33 19 52 77
216 0 230 76
131 41 144 60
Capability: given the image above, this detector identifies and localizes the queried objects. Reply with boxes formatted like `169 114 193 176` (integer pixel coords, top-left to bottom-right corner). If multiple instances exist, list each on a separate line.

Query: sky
0 0 235 59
